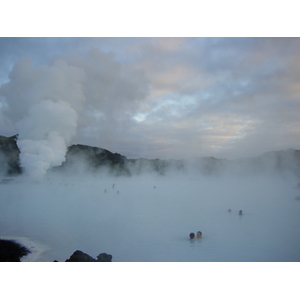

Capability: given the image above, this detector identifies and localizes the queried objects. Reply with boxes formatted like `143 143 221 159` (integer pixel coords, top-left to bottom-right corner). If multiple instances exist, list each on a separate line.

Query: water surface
0 174 299 261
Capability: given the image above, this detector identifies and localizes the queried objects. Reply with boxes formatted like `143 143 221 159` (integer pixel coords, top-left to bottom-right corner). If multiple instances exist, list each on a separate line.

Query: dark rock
97 253 112 262
65 250 96 262
64 250 113 262
0 239 31 262
0 135 22 175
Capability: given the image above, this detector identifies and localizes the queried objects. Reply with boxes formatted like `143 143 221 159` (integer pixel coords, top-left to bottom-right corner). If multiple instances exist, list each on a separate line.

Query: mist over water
1 41 299 263
1 170 299 262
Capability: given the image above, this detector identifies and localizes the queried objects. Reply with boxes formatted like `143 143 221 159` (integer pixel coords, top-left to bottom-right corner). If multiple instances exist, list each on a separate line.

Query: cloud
149 38 300 158
1 38 300 161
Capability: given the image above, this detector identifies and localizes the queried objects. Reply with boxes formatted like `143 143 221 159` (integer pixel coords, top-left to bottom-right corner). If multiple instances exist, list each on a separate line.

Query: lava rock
65 250 96 262
0 239 31 262
97 253 112 262
64 250 112 262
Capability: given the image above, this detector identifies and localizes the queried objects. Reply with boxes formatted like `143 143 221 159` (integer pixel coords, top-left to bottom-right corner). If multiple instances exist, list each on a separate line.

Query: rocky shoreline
0 239 112 262
63 250 112 262
0 239 31 262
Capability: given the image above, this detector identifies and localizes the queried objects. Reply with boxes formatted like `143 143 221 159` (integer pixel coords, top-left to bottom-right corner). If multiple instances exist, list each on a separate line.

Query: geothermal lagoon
1 172 299 262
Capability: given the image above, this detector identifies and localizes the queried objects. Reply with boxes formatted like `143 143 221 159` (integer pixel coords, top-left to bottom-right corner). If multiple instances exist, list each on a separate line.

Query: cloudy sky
0 37 299 160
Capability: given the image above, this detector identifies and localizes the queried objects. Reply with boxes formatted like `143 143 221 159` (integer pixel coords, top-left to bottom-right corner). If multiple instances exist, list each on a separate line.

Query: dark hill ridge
0 135 22 175
59 144 130 175
0 134 300 177
58 144 186 176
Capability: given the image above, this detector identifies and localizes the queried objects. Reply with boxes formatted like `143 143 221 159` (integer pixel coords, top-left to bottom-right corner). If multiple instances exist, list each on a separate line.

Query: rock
0 239 31 262
65 250 112 262
97 253 112 262
65 250 96 262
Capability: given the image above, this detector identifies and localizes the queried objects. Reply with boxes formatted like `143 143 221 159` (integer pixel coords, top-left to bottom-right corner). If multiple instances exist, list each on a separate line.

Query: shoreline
0 236 48 262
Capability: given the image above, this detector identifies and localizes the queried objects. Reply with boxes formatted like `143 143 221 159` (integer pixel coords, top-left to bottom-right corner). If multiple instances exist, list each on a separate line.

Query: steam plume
15 100 78 179
0 48 148 179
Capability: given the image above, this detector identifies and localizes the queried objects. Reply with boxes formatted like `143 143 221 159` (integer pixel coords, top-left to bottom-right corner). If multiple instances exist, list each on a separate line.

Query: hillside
57 144 186 176
0 134 299 177
0 135 22 175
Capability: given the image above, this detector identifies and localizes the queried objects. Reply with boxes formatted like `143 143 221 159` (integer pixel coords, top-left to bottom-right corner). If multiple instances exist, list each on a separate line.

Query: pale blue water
0 173 299 261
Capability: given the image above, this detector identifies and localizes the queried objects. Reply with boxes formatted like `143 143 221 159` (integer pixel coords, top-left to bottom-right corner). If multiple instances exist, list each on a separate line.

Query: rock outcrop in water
0 238 112 262
0 239 31 262
65 250 112 262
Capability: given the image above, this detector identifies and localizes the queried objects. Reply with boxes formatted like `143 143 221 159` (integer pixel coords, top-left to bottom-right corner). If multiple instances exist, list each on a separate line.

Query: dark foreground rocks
0 239 31 262
0 238 112 262
64 250 112 262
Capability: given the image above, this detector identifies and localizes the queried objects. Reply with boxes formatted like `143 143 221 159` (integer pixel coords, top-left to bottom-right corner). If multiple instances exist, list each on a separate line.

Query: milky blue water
0 173 299 261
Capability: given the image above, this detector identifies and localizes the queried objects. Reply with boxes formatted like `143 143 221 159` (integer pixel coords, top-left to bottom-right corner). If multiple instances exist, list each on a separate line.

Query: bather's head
189 232 195 239
197 231 202 238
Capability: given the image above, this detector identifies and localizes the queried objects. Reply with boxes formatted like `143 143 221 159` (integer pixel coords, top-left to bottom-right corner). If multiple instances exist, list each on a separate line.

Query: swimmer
189 232 195 239
239 210 243 215
196 231 202 238
228 209 232 212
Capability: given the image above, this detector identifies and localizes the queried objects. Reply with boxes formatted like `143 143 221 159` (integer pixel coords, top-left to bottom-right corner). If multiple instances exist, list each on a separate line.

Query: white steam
15 100 78 179
0 49 148 179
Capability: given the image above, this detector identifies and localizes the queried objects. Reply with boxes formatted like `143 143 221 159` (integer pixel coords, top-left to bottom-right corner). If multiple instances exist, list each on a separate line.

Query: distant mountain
191 149 300 177
57 144 186 176
57 144 130 176
246 149 300 176
0 134 299 177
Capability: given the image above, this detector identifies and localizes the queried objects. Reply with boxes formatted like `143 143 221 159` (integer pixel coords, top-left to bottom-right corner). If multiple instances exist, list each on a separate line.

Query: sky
0 37 299 161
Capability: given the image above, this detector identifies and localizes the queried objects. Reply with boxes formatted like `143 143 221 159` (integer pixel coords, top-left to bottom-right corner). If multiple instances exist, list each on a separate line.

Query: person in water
189 232 195 239
196 231 202 238
228 209 232 212
239 210 243 215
